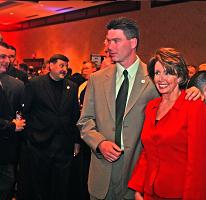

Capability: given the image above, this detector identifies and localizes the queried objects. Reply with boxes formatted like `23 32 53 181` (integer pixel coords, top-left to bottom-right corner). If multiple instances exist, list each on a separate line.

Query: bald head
199 63 206 71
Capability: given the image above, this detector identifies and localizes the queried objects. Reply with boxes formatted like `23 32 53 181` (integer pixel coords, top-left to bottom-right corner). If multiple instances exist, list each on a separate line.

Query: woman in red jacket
128 48 206 200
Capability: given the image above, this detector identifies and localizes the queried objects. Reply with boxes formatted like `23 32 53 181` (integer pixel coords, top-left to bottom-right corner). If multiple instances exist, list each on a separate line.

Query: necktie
115 70 129 147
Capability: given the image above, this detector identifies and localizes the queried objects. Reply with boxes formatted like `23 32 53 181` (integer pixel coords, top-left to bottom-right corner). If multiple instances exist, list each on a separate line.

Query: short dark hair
188 71 206 93
8 45 16 53
0 41 9 49
49 54 69 64
107 17 139 49
147 48 188 89
19 63 28 71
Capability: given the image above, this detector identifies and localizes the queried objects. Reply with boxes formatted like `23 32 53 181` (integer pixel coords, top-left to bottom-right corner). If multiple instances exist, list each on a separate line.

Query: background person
6 45 28 84
19 63 28 74
100 47 115 70
198 63 206 71
0 41 25 200
128 48 206 200
17 54 80 200
187 64 197 79
79 61 97 106
188 70 206 99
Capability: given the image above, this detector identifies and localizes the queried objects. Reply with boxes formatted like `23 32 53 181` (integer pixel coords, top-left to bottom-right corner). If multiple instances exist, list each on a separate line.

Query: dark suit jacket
7 64 28 84
22 74 80 155
0 73 24 164
70 73 86 87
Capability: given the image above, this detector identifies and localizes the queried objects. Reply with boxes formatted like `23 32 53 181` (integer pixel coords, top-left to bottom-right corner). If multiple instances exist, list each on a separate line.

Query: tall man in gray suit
77 17 200 200
77 17 158 200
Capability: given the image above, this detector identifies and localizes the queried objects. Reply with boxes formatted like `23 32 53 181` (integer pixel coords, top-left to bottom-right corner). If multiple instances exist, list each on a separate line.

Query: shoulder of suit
30 74 44 82
89 60 149 79
90 64 115 79
138 60 149 76
0 74 24 92
6 74 24 86
27 74 46 87
138 61 156 88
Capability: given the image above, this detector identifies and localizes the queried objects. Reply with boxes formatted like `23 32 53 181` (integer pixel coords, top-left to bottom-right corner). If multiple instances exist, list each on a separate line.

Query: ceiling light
10 12 14 15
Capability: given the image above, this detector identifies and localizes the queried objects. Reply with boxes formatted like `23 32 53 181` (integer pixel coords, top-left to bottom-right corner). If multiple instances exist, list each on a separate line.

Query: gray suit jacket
77 61 159 199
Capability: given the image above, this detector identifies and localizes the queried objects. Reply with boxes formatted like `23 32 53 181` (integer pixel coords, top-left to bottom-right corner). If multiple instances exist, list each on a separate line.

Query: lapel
43 74 58 110
103 66 116 122
125 61 150 116
149 100 160 126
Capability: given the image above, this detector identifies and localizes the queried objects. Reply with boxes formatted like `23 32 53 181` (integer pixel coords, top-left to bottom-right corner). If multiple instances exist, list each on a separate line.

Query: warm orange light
2 22 11 25
10 12 14 15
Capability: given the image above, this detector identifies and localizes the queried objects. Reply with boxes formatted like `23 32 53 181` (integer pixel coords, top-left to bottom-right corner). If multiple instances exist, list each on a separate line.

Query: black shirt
48 74 64 106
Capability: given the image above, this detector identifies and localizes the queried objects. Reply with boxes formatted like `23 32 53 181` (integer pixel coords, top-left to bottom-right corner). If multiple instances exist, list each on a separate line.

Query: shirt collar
116 56 140 79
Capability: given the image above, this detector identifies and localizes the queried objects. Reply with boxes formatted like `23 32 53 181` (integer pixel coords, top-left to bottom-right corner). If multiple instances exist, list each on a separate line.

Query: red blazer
128 91 206 199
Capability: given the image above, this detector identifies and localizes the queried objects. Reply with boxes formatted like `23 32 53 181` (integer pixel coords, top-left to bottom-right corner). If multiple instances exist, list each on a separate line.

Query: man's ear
49 63 53 71
130 38 138 50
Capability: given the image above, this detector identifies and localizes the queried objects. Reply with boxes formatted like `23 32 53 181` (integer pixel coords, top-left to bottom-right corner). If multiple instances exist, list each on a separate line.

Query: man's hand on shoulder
185 86 204 101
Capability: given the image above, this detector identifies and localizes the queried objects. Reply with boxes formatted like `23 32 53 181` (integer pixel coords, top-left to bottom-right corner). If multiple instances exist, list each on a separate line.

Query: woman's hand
135 191 144 200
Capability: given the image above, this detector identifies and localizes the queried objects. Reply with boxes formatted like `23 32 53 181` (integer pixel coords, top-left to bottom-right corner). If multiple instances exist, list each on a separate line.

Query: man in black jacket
0 42 25 200
7 45 28 84
17 54 80 200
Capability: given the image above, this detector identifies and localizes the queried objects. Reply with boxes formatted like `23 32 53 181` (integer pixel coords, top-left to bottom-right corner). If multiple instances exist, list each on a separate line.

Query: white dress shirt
115 56 140 149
